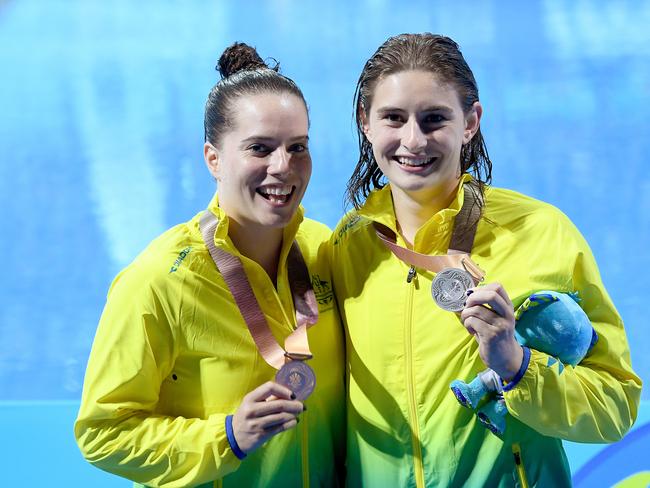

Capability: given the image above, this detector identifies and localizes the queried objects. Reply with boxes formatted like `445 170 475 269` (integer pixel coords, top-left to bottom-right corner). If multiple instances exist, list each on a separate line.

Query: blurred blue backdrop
0 0 648 485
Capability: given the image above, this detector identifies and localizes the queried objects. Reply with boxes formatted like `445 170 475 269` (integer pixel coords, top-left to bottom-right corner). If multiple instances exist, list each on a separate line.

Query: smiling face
204 92 311 230
363 70 481 206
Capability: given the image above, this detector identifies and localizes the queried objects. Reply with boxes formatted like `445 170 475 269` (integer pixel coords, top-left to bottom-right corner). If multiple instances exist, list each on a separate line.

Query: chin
257 210 296 229
393 171 458 193
392 178 437 194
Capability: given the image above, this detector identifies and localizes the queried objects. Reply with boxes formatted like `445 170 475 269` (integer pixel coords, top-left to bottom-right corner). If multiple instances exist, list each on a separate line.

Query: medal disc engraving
275 360 316 400
431 267 474 312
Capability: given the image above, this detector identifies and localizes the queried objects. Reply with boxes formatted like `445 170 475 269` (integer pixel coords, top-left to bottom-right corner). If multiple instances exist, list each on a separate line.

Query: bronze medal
275 360 316 401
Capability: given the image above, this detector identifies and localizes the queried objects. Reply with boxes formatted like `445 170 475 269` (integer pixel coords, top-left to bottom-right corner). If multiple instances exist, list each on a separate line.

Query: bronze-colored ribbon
373 183 485 284
200 211 318 370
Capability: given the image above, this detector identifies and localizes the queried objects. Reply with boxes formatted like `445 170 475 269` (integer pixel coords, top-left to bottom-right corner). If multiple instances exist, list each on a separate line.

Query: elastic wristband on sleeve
225 415 247 460
502 346 531 392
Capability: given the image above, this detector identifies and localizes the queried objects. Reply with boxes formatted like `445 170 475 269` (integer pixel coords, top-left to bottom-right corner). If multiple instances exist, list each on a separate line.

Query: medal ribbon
373 183 486 284
200 210 318 370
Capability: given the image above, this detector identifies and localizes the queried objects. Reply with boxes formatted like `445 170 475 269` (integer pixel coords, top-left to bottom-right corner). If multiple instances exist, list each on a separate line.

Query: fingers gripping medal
431 267 475 312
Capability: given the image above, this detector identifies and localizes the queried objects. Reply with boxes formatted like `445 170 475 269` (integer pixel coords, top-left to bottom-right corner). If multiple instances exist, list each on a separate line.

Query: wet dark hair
346 33 492 209
204 42 308 146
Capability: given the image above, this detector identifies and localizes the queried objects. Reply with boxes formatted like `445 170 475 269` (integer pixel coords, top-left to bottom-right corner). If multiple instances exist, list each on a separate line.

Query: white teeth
396 156 433 166
258 185 293 196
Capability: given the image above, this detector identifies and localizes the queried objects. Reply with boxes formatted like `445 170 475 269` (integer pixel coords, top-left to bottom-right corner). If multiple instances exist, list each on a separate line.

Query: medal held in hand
275 360 316 401
431 267 475 312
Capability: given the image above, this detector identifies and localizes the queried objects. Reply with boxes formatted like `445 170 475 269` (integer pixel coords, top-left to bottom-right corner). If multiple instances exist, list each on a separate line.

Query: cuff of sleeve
502 346 531 392
225 415 247 460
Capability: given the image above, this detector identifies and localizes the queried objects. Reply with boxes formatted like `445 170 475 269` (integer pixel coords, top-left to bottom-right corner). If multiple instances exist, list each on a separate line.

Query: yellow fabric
75 193 345 488
329 176 642 487
612 471 650 488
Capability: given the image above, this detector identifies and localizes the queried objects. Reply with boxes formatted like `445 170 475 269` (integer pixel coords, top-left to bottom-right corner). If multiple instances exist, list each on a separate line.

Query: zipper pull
406 266 416 283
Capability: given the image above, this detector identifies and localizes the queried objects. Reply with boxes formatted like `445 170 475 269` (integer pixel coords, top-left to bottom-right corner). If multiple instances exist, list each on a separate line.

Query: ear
204 142 221 181
360 104 373 143
463 101 483 144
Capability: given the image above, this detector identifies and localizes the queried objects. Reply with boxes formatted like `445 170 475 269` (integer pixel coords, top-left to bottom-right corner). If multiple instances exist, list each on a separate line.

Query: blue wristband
225 415 247 460
502 346 531 392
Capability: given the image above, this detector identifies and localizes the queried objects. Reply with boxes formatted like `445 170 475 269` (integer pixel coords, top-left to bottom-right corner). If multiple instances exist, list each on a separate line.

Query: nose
268 147 291 175
402 119 427 153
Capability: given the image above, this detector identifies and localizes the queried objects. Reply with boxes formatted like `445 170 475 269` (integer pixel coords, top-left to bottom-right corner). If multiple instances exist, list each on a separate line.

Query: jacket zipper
302 410 310 487
512 443 529 488
406 265 416 283
404 269 424 488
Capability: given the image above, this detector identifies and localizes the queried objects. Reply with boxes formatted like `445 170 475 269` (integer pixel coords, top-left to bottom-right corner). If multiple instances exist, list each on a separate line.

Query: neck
227 220 284 283
391 181 460 246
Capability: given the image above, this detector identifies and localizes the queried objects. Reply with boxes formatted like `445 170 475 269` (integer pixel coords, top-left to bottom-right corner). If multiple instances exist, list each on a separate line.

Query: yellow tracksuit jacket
329 176 641 487
75 194 345 487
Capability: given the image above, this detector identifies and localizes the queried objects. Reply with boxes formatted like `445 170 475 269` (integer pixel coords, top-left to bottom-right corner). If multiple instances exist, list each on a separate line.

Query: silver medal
431 267 474 312
275 360 316 401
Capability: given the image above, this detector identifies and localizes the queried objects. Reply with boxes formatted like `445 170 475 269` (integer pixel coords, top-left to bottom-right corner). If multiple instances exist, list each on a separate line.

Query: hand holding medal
231 381 306 455
460 282 523 380
373 184 522 378
200 211 320 454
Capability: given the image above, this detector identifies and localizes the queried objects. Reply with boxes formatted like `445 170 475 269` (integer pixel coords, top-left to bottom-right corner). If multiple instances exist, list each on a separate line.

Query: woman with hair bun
330 33 641 487
75 42 344 487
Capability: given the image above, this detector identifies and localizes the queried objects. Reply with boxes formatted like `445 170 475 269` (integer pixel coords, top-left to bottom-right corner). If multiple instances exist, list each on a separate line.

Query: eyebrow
376 106 453 114
241 135 309 144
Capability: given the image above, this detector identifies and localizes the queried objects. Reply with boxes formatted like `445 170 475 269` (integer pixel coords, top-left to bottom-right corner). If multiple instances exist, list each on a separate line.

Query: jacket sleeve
503 210 642 443
74 266 241 487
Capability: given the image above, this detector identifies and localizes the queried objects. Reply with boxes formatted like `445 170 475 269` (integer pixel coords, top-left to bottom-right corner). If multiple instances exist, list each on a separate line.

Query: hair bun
217 42 270 78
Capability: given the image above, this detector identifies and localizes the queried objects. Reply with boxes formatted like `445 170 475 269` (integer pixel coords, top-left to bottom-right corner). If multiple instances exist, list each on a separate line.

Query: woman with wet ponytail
75 42 344 487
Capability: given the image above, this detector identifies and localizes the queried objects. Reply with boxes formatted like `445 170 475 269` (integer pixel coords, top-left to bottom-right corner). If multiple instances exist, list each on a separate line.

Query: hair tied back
217 42 276 79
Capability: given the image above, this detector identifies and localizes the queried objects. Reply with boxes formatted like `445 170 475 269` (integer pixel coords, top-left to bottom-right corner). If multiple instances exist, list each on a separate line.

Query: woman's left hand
460 282 523 381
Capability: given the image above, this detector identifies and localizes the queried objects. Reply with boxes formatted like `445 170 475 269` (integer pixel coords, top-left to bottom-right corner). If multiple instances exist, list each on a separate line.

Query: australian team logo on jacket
311 274 334 310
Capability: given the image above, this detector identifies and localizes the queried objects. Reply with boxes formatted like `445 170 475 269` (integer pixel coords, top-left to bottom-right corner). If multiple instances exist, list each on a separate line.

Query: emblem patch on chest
311 274 334 308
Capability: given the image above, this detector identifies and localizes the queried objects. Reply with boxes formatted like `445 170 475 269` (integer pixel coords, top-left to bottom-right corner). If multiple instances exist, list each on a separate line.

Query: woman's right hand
231 381 304 455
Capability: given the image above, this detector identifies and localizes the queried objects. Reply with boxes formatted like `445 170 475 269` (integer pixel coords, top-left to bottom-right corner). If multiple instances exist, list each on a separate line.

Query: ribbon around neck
373 183 486 284
200 210 318 370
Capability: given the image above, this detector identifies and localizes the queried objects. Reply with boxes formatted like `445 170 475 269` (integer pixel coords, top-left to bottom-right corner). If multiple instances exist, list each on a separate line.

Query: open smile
256 184 296 205
393 156 438 171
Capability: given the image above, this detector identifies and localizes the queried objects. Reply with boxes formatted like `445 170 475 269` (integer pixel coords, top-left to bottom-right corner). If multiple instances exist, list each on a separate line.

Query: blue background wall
0 0 648 485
